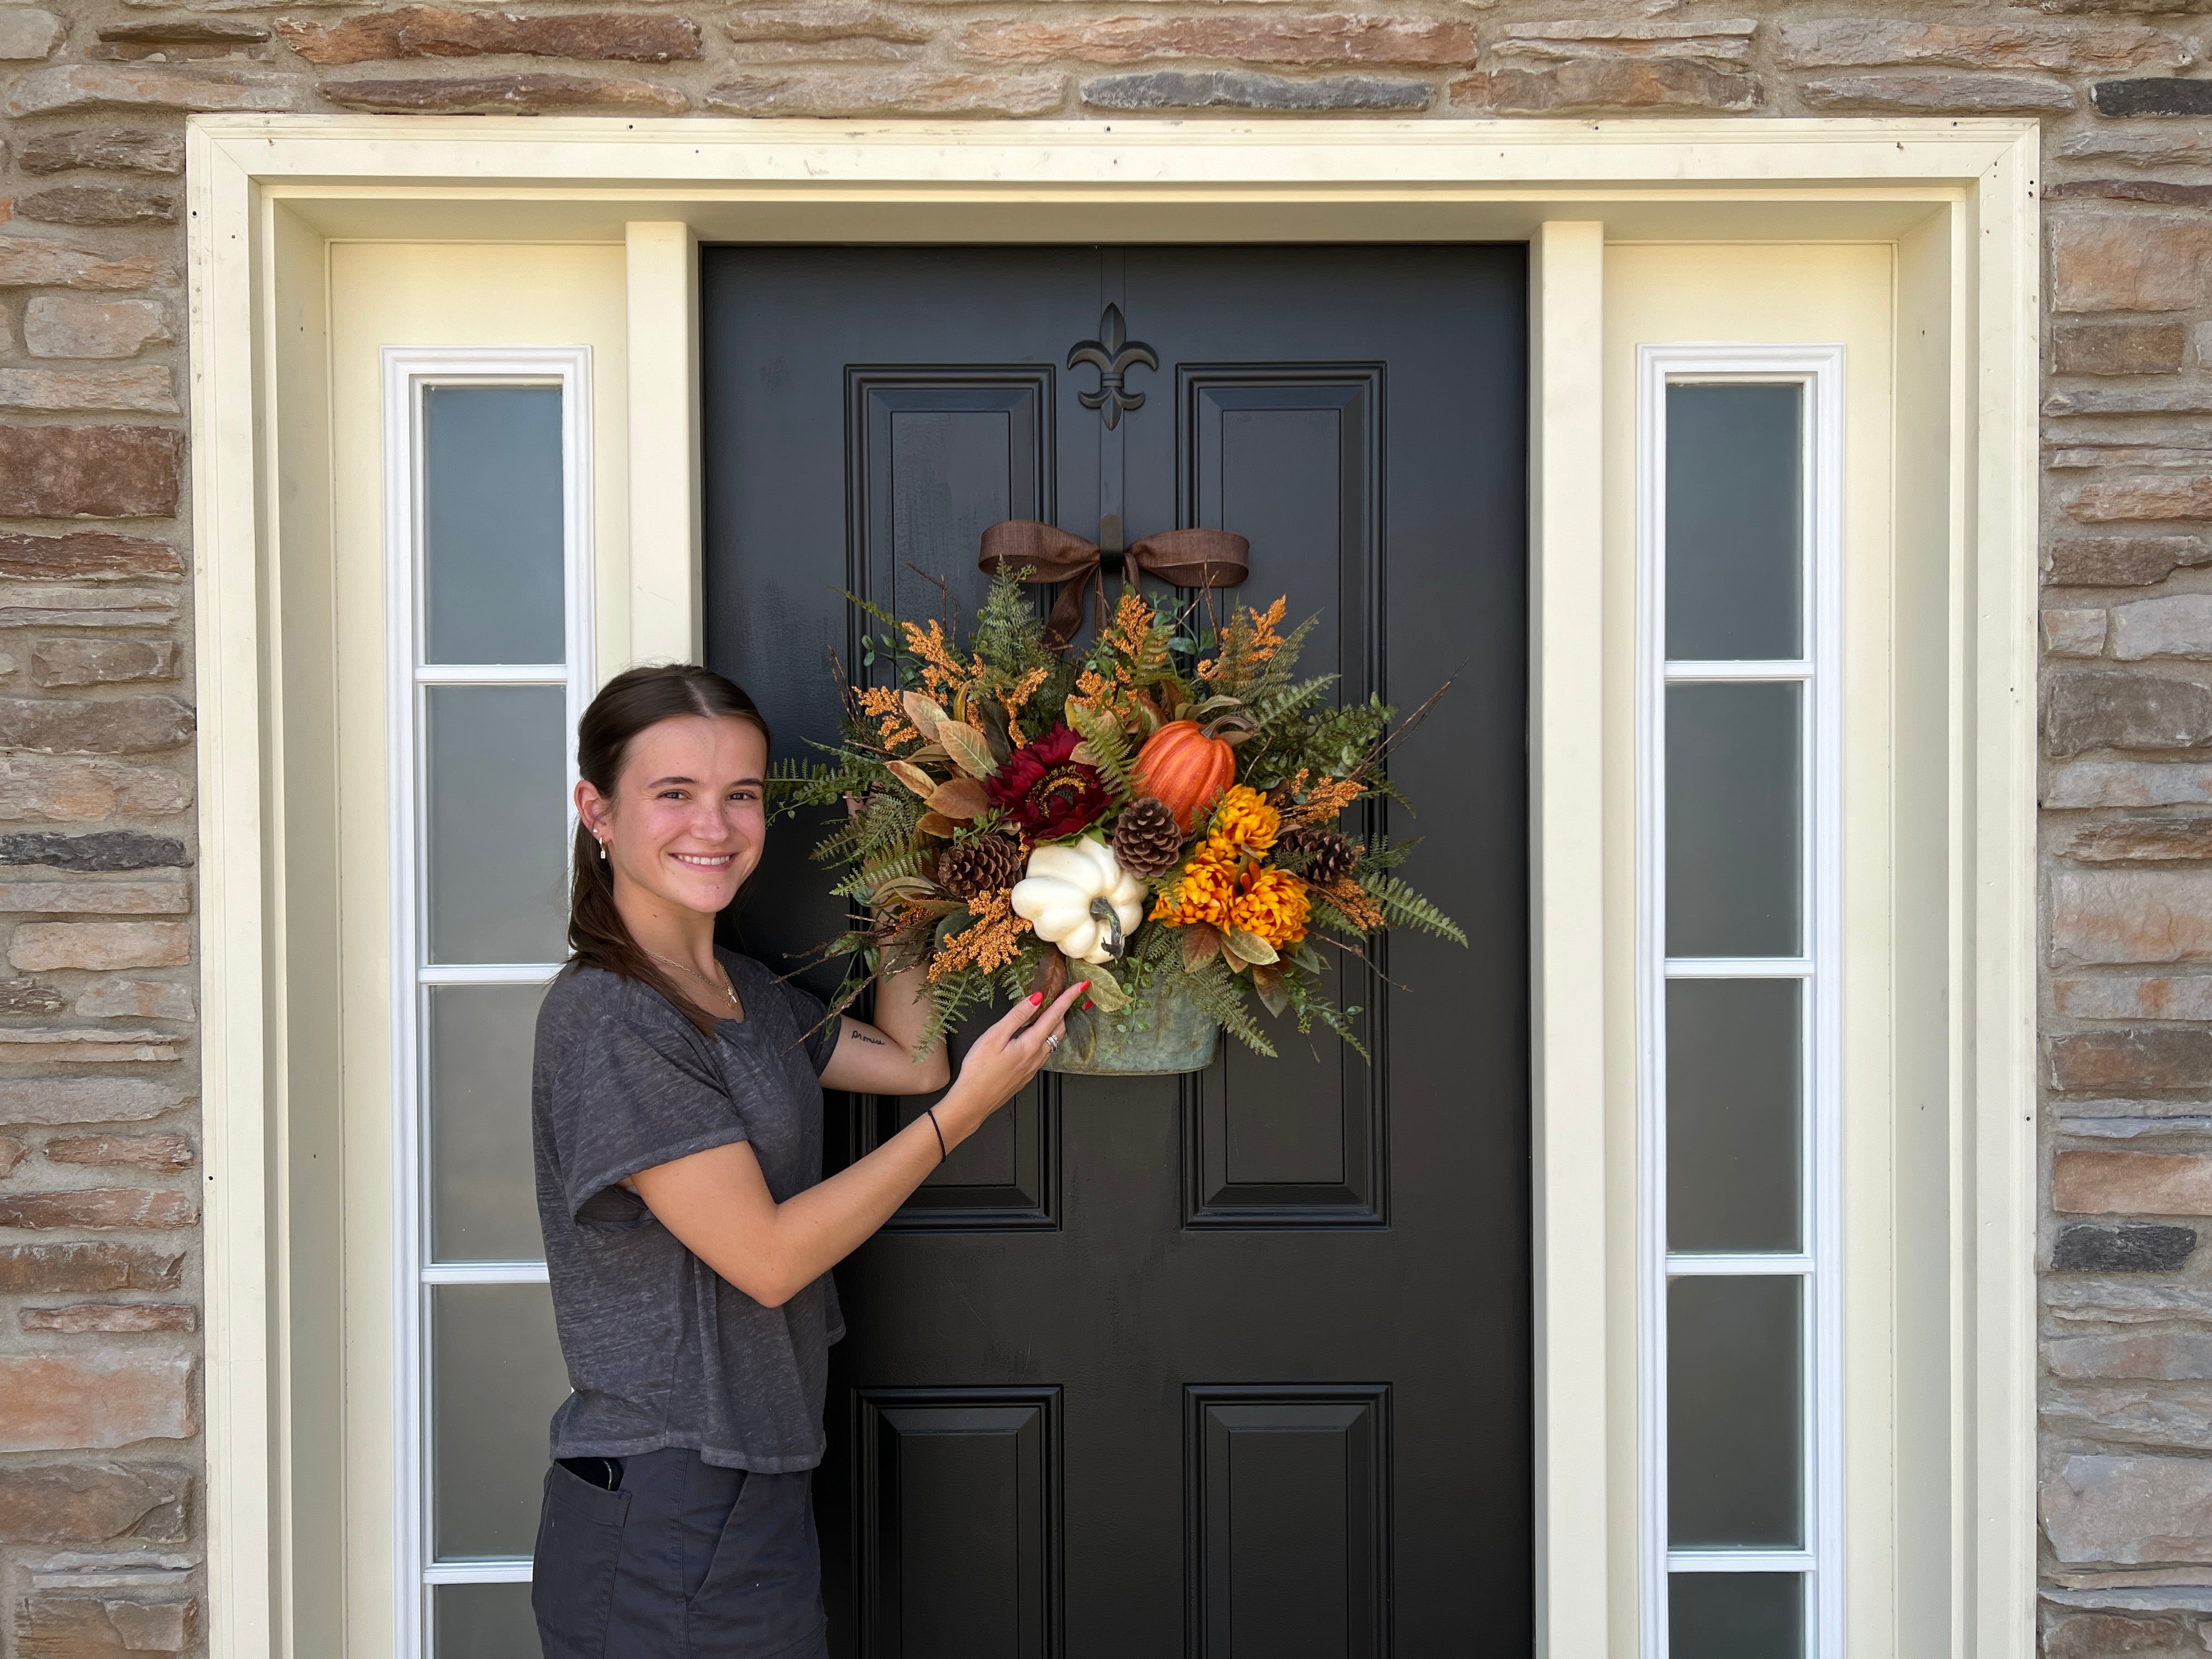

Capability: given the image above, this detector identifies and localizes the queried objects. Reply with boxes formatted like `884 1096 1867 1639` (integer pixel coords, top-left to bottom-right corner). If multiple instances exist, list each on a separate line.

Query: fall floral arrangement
775 569 1464 1070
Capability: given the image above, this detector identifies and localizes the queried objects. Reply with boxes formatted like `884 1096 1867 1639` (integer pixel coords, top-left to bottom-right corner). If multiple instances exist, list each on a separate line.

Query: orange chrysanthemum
1228 865 1310 948
1203 785 1279 862
1151 854 1237 929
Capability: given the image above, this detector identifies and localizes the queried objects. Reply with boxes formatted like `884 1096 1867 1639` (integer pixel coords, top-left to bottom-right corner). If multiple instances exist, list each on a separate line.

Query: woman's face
578 714 769 918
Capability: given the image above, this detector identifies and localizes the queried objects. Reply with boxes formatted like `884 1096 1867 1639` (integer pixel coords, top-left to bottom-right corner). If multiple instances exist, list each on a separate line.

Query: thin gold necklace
644 946 741 1011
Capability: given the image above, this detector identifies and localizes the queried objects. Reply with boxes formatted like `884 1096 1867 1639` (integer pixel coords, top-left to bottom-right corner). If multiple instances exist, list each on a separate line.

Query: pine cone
1111 797 1186 878
1278 826 1358 887
937 833 1023 899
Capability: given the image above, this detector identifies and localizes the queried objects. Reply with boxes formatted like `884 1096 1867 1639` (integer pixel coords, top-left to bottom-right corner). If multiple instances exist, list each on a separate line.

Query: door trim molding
185 115 2039 1659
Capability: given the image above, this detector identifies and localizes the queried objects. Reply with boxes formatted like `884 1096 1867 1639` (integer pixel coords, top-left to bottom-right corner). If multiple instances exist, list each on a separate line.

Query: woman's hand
933 977 1091 1142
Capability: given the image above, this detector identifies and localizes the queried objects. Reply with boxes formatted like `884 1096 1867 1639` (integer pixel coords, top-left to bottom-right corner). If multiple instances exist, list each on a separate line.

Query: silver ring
1044 1032 1062 1052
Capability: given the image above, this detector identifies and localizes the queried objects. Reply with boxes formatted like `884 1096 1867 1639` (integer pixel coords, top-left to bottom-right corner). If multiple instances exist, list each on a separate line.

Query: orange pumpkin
1133 720 1236 834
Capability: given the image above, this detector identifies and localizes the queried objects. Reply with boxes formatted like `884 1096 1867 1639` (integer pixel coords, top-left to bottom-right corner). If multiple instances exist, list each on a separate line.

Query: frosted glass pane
424 386 565 665
430 983 551 1263
1666 682 1802 959
1669 1573 1804 1659
1668 979 1802 1254
426 685 569 965
1666 383 1803 662
1669 1276 1803 1548
432 1284 571 1560
433 1583 539 1659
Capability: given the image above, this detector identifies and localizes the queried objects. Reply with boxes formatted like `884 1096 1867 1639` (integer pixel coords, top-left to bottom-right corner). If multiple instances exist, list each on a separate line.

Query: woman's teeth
671 852 734 868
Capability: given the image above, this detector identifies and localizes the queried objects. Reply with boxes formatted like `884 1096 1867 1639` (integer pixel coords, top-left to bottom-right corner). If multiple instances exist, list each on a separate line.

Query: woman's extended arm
819 953 950 1095
633 976 1087 1307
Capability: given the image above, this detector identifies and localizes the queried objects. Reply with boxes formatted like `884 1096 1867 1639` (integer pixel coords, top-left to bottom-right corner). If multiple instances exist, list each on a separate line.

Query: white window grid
1634 343 1844 1658
383 345 595 1657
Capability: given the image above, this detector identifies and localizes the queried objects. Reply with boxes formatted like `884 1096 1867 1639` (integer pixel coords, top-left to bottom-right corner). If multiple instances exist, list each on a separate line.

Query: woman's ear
574 777 612 843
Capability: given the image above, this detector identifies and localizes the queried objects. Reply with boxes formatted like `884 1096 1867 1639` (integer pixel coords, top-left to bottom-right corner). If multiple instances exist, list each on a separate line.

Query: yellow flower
1152 854 1236 929
1228 865 1310 947
1203 785 1280 862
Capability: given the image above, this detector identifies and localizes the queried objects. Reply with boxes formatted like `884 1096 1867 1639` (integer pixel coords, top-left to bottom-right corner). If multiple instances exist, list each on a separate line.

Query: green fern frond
1065 703 1141 802
1178 957 1276 1057
1359 873 1467 946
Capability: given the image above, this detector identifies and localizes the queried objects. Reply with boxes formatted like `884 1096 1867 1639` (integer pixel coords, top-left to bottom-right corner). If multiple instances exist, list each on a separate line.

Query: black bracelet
924 1105 948 1164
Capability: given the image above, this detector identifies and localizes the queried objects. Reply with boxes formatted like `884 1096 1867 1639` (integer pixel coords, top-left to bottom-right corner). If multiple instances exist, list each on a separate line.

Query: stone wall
1 0 2209 1652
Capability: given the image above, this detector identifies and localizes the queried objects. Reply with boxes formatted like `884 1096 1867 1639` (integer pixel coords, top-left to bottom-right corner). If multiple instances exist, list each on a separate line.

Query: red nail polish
1028 992 1043 1006
1076 980 1092 991
1083 1000 1094 1009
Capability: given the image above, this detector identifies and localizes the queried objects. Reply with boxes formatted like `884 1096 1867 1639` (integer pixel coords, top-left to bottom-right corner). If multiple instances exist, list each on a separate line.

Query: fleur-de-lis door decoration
1067 303 1158 431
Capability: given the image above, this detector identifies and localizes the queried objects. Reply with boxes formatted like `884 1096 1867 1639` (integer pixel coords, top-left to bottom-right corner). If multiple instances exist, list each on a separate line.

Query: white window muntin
384 345 595 1657
1634 343 1844 1658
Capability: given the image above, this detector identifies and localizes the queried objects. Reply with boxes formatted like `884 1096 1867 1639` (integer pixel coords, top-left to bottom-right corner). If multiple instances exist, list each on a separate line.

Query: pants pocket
682 1472 825 1658
532 1463 632 1659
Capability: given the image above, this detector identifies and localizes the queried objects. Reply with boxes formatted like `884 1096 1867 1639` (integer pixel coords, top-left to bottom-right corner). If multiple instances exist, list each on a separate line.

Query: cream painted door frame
185 115 2040 1659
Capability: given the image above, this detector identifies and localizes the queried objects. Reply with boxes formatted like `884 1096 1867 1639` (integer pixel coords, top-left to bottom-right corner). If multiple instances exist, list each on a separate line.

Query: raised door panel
847 368 1060 1228
1178 371 1385 1226
1186 1385 1390 1659
855 1389 1062 1659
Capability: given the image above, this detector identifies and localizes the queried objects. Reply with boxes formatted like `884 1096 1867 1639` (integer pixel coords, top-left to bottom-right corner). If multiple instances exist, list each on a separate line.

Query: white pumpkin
1008 836 1147 964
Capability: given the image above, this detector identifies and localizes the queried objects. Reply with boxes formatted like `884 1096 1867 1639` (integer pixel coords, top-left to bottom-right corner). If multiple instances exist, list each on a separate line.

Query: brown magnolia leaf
1070 741 1104 767
929 776 994 820
887 760 937 799
1222 927 1279 967
902 691 948 741
1030 950 1068 1008
1251 962 1289 1018
906 743 950 766
936 719 998 780
1181 923 1222 972
916 811 960 838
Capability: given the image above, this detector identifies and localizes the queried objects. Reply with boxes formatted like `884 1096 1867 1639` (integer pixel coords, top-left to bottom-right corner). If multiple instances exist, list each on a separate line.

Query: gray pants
532 1448 828 1658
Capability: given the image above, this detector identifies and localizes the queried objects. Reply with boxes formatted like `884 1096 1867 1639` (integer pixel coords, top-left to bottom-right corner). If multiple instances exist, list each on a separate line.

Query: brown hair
569 664 772 1034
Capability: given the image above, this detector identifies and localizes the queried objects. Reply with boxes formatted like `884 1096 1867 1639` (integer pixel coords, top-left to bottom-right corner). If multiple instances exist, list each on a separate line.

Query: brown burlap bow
978 520 1250 653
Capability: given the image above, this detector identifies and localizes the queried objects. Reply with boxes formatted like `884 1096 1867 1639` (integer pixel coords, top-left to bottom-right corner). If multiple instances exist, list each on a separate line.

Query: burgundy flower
986 723 1110 842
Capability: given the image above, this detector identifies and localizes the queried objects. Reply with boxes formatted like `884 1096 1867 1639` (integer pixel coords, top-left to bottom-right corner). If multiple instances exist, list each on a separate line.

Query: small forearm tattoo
845 1026 888 1048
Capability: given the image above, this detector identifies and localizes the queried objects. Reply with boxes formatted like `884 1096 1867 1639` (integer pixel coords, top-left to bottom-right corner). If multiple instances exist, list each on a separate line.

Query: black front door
702 245 1529 1657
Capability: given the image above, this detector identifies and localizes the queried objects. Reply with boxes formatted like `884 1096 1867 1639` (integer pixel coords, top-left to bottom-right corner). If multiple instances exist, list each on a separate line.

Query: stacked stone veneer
0 1 2208 1653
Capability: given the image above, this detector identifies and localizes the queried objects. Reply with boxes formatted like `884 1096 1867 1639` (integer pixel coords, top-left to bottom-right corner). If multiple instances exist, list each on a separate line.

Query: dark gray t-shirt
532 950 843 1473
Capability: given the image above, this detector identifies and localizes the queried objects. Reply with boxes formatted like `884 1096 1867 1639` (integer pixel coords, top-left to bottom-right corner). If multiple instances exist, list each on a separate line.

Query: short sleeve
781 979 840 1076
550 1013 749 1227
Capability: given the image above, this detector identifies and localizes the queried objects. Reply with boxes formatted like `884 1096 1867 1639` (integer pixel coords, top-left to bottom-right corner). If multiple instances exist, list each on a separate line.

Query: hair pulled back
570 663 771 1032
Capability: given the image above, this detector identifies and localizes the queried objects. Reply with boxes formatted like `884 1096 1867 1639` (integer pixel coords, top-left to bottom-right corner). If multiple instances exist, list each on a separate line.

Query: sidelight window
385 348 595 1658
1637 348 1843 1657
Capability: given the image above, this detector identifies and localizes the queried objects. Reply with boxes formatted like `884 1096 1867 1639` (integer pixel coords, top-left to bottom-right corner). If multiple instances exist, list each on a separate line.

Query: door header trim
185 115 2038 1659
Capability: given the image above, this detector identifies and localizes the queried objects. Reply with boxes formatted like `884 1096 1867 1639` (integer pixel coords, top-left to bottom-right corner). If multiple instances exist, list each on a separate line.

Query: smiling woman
531 664 1088 1658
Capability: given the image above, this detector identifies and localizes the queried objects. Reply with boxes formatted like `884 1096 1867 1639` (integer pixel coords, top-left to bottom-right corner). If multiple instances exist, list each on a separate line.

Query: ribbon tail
1041 568 1094 654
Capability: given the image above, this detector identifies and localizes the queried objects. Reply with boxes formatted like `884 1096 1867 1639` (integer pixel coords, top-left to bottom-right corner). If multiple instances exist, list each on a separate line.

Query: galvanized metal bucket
1043 972 1221 1075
